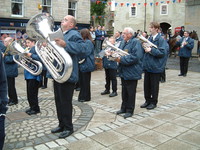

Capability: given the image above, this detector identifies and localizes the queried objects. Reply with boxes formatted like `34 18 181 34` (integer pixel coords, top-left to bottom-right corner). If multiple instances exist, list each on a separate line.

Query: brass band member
115 27 144 118
2 37 18 106
141 22 168 110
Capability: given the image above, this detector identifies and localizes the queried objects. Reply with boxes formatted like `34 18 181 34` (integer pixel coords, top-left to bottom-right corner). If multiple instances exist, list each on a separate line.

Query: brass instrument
26 13 73 83
137 35 158 49
101 38 129 60
10 41 43 75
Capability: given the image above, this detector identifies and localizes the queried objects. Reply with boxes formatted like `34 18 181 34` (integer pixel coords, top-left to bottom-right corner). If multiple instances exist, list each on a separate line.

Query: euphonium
10 41 43 75
26 13 73 83
137 34 158 49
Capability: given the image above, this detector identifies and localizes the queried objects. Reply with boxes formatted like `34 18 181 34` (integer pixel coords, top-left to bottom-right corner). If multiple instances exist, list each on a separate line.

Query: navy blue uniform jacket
118 37 144 80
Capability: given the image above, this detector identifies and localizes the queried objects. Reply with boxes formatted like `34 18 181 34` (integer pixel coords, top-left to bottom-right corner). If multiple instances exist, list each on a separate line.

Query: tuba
26 13 73 83
137 34 158 49
10 41 43 75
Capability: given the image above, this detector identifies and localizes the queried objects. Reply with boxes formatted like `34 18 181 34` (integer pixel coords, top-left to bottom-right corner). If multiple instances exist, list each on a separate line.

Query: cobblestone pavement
3 58 200 150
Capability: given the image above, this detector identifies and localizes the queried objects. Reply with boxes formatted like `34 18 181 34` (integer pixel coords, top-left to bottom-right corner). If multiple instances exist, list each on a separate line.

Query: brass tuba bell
26 13 73 83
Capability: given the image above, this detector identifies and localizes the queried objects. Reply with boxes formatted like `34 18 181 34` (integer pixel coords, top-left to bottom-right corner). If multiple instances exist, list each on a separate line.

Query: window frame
42 0 52 14
11 0 24 17
68 1 77 18
129 6 137 17
160 4 168 15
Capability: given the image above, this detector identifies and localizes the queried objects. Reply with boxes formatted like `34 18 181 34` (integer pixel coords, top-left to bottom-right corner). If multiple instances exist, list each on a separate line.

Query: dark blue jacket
95 30 103 40
102 51 118 70
63 28 87 83
118 37 144 80
24 46 41 82
3 45 18 77
143 34 167 73
0 50 8 114
79 39 95 72
177 37 194 58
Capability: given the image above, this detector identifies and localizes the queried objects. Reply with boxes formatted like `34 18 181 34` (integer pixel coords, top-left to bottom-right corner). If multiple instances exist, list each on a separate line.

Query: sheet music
48 28 64 41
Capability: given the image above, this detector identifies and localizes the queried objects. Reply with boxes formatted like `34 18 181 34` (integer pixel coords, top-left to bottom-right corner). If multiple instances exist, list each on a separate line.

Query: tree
91 0 108 26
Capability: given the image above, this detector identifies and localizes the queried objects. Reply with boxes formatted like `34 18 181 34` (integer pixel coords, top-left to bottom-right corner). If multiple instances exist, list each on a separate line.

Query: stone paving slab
3 58 200 150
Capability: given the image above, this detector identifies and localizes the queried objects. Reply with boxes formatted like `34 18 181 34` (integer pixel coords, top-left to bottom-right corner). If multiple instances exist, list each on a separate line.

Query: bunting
92 0 183 6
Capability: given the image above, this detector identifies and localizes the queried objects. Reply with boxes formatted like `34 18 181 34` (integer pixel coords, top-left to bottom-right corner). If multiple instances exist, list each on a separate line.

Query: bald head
61 15 77 31
4 37 13 47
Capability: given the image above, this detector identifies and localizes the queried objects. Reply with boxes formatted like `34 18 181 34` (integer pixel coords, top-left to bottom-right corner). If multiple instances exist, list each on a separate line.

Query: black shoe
51 127 64 133
124 113 133 119
26 110 40 115
178 74 183 76
25 108 31 113
59 130 74 138
109 92 118 97
146 104 157 110
101 90 110 95
41 86 47 89
78 99 90 102
8 102 18 106
75 88 81 91
140 102 150 108
183 74 187 77
116 110 126 115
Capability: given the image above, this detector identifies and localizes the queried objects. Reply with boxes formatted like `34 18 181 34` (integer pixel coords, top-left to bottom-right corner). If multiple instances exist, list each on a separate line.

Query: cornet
137 35 158 49
101 38 129 60
10 41 43 75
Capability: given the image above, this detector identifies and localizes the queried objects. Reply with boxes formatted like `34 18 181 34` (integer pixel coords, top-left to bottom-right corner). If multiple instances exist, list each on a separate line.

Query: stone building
105 0 197 38
0 0 91 41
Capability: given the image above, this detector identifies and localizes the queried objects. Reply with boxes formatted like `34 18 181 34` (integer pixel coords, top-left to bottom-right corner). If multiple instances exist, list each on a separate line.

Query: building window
11 0 23 16
68 1 77 17
42 0 52 14
160 4 168 15
130 7 137 17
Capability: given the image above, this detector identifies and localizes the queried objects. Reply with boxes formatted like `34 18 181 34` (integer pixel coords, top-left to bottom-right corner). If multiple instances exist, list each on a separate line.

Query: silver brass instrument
137 35 158 49
102 38 129 60
26 13 73 83
10 41 43 75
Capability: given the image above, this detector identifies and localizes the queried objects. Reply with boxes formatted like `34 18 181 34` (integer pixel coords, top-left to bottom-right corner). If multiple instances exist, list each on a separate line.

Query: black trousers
121 78 138 114
180 57 190 75
7 77 18 103
144 71 160 105
78 72 91 101
0 116 5 150
53 81 75 131
104 68 117 92
26 79 40 111
160 69 166 82
41 70 48 88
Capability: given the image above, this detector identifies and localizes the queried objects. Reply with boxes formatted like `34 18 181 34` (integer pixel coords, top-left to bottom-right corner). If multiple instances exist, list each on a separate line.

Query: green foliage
91 0 108 26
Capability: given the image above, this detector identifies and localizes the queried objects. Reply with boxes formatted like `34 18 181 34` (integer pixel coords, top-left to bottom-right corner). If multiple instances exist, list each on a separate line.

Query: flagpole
144 0 147 31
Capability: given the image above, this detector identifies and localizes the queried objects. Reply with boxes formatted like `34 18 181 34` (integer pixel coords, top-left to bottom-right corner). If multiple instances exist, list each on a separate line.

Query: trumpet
10 41 43 75
137 35 158 49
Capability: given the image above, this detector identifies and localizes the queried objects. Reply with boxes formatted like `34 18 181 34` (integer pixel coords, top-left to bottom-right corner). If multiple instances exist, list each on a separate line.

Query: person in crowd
24 38 41 115
141 22 168 110
0 44 8 150
89 26 96 42
51 15 87 138
179 26 185 37
176 31 194 77
101 26 107 47
101 37 118 97
40 65 48 89
114 31 123 47
94 25 103 57
78 28 95 102
2 37 18 106
113 27 143 119
142 31 148 39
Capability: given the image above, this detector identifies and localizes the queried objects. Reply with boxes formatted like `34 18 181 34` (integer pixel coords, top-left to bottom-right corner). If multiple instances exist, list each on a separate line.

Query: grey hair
124 27 135 35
